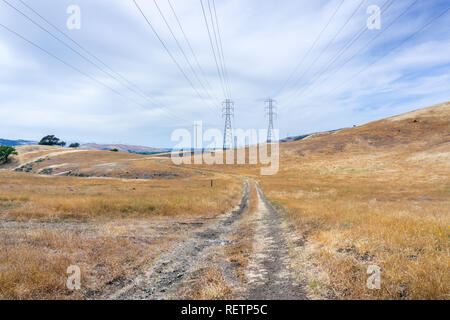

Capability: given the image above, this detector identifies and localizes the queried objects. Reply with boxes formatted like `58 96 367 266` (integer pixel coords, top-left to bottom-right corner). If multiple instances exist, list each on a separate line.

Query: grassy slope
183 101 449 299
258 101 449 299
1 101 448 299
0 149 243 299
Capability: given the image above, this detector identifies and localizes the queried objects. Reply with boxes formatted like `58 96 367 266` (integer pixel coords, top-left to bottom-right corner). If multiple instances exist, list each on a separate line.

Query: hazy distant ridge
79 143 169 154
0 139 36 146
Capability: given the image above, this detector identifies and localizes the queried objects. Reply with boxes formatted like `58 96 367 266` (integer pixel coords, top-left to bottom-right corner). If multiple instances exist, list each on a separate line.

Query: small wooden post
211 179 213 188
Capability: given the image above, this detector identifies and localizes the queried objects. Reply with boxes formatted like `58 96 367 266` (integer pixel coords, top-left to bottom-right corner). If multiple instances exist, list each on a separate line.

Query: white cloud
0 0 448 146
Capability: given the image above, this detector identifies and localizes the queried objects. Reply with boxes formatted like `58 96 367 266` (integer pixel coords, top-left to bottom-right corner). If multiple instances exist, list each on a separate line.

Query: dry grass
262 153 449 299
180 266 233 300
189 101 449 299
0 152 242 299
1 145 67 170
224 182 258 282
1 102 448 300
254 102 450 299
0 169 240 220
0 218 189 299
10 148 191 179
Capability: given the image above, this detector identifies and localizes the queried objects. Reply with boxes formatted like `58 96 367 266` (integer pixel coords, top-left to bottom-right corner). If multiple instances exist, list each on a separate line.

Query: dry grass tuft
203 101 450 299
0 170 240 220
183 266 233 300
256 102 450 299
0 154 242 299
224 182 258 282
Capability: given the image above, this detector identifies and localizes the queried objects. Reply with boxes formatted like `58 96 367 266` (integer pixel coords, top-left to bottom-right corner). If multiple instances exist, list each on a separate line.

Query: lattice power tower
265 99 276 143
222 99 234 149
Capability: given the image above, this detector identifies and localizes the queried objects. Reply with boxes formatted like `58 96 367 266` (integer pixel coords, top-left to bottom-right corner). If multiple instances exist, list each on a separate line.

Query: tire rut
105 180 249 300
245 180 307 300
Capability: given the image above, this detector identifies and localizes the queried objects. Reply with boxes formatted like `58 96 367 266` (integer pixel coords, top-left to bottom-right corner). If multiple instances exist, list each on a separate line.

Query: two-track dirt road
246 180 307 299
104 176 307 300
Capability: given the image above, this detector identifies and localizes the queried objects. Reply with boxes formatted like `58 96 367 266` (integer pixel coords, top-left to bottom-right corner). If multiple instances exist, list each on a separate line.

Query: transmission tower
222 99 234 149
265 99 276 143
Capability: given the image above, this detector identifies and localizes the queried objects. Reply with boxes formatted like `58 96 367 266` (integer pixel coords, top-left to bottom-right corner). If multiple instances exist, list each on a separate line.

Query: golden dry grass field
183 101 449 299
0 150 242 299
0 101 448 300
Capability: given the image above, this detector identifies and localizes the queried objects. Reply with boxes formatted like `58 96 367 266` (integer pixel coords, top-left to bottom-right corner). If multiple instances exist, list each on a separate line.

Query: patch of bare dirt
245 181 307 300
102 180 249 299
101 178 308 300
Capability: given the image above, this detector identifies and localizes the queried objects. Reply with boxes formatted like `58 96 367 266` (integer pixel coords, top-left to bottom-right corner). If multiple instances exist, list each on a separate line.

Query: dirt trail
12 149 83 171
104 180 249 299
245 180 307 300
102 174 307 300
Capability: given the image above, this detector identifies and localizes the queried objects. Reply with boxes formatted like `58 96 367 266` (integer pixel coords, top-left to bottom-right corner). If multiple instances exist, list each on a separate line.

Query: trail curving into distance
101 161 307 300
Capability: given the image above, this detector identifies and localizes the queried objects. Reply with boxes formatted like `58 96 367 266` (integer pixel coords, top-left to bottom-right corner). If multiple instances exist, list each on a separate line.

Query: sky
0 0 449 148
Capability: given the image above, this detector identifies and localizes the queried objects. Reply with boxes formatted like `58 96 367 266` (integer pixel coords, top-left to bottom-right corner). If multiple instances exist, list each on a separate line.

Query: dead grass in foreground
179 266 233 300
0 169 242 299
0 220 176 299
262 151 449 299
258 102 450 299
214 102 450 299
0 170 240 220
224 182 258 283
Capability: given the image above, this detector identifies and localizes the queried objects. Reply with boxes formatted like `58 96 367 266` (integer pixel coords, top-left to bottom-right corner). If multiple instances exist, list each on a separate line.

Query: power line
272 0 345 98
301 0 418 100
166 0 219 100
152 0 217 106
207 0 234 148
212 0 232 99
200 0 227 99
330 4 450 96
0 21 157 113
4 0 187 124
208 0 231 99
132 0 218 116
16 0 187 123
3 0 131 86
16 0 155 104
281 0 395 109
280 0 367 103
284 2 449 111
283 0 396 106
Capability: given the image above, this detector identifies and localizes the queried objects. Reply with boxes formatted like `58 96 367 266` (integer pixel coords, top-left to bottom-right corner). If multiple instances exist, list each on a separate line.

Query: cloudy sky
0 0 449 147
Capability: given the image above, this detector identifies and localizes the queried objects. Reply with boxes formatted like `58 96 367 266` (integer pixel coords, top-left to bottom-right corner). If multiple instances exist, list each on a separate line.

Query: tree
110 148 119 152
39 135 62 146
69 143 80 148
0 146 18 164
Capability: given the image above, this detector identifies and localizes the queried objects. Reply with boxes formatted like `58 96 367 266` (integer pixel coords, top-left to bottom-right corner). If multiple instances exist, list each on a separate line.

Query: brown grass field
0 152 242 299
262 102 449 299
0 101 448 300
184 101 449 299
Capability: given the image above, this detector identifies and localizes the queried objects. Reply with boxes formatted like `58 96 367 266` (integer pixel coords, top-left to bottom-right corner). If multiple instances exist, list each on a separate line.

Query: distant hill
283 101 450 156
0 139 36 146
280 128 345 143
280 134 311 143
79 143 169 154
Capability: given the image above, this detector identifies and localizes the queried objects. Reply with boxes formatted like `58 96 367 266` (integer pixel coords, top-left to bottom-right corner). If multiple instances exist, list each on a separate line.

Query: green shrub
39 135 65 146
0 146 18 164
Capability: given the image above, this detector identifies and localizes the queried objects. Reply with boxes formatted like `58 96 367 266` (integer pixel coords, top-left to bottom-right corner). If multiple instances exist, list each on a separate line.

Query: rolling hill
79 143 169 154
0 138 36 146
